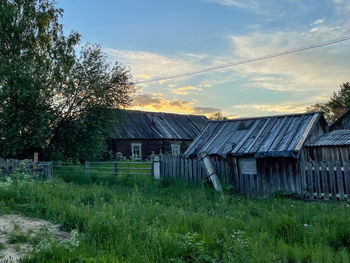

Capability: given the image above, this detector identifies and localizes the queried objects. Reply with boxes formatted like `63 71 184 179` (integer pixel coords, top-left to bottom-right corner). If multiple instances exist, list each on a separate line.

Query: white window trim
171 143 181 156
131 143 142 160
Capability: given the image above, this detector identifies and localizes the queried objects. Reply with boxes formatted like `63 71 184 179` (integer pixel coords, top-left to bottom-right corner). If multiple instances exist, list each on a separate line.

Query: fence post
33 152 38 176
153 156 161 180
84 161 89 172
114 162 118 176
199 152 223 193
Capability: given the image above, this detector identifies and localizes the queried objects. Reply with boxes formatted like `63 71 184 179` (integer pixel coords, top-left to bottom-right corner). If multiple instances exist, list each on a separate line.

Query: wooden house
110 110 208 160
185 112 328 195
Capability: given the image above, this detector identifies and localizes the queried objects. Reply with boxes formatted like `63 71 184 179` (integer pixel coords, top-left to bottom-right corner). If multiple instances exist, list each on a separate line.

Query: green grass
0 171 350 262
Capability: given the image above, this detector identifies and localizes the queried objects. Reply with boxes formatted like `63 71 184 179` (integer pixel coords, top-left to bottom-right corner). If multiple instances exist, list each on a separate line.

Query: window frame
171 143 181 156
131 143 142 160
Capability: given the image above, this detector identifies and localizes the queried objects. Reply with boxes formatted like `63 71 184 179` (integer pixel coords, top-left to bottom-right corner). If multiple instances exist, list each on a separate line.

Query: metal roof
306 129 350 147
112 110 208 140
185 112 323 158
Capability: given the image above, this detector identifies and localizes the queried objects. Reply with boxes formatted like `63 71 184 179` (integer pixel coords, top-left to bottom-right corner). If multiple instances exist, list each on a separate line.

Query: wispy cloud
171 86 202 95
129 93 219 115
232 103 308 115
105 49 204 82
135 74 151 79
207 0 260 9
310 18 325 26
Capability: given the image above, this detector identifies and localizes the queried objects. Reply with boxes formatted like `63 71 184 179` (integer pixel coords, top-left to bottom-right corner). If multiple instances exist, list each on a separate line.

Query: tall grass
0 172 350 262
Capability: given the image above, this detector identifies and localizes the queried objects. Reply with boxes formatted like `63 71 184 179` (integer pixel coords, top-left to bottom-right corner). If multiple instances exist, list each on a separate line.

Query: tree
307 82 350 123
46 45 135 161
209 111 228 120
0 0 79 158
0 0 135 160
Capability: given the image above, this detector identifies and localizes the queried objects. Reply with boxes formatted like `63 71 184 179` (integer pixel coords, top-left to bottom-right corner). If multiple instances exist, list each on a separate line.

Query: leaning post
153 156 161 180
199 152 223 193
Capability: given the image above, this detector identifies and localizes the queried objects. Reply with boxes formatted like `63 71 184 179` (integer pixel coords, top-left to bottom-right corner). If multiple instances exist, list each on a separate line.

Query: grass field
1 168 350 262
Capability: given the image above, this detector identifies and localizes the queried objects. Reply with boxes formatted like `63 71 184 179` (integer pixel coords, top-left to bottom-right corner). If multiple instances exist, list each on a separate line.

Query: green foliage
1 171 350 262
0 0 135 161
208 111 228 120
308 82 350 123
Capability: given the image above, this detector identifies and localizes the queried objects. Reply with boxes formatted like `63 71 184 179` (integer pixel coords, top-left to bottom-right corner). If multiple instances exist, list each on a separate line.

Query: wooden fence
54 161 153 176
159 155 350 201
0 158 53 179
301 161 350 201
159 155 231 184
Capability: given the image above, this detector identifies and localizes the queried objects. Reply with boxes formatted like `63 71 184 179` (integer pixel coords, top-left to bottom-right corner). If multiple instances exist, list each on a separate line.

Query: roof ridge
210 111 322 122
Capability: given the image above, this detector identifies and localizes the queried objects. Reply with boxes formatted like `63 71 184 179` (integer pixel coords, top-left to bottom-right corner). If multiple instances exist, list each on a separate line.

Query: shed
330 108 350 131
185 112 328 195
304 129 350 164
110 110 208 160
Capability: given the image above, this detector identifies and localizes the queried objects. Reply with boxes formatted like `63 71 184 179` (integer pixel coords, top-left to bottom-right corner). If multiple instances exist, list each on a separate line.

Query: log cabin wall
111 139 193 160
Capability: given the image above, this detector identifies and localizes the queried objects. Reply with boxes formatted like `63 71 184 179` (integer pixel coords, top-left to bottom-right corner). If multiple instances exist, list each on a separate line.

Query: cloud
333 0 350 13
310 18 325 26
129 93 220 115
171 86 202 95
207 0 260 9
232 103 307 114
229 29 350 94
105 49 204 83
135 74 151 79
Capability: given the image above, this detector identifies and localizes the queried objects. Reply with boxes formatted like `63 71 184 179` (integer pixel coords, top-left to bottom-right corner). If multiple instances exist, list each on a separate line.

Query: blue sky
57 0 350 117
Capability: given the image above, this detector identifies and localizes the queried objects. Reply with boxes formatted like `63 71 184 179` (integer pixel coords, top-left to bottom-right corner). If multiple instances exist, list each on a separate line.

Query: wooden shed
110 110 208 160
303 129 350 164
330 108 350 131
185 112 328 195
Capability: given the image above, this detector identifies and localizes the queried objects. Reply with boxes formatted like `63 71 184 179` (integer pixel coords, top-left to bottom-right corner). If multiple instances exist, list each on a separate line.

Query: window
171 143 180 155
131 143 142 160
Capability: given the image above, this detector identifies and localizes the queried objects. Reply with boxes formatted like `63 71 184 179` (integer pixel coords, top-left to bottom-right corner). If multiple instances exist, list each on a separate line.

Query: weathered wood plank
328 162 336 201
233 158 239 190
321 162 329 200
343 163 350 202
306 162 314 199
299 160 307 197
189 159 193 183
336 162 344 200
313 161 321 199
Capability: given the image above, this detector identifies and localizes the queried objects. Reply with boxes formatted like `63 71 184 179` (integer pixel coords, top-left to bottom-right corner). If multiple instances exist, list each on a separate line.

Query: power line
135 36 350 84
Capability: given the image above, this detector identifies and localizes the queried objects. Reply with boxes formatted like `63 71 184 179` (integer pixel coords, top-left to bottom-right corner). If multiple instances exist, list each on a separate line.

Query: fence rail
54 161 153 176
0 158 53 179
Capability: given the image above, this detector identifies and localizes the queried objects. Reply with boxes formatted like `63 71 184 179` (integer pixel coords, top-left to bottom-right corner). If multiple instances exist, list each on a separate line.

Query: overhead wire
135 36 350 84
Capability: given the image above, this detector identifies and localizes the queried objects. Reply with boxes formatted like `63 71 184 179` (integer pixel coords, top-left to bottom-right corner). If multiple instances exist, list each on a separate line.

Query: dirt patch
0 214 70 263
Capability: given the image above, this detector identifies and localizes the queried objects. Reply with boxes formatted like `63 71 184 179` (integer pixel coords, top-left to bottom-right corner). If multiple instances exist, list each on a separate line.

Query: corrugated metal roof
306 129 350 147
185 112 323 158
112 110 208 140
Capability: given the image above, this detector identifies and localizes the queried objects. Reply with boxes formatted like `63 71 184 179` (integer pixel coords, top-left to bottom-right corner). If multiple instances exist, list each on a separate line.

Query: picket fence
160 155 350 201
301 161 350 201
159 155 231 184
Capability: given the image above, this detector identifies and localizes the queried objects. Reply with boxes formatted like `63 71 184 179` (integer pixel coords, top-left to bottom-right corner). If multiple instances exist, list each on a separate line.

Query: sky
57 0 350 118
